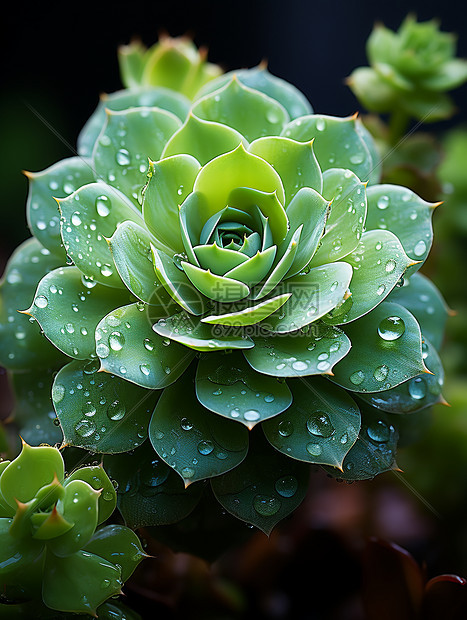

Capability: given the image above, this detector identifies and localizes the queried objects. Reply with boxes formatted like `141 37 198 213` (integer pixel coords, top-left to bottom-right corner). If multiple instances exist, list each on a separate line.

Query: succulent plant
0 442 145 615
348 15 467 123
0 36 449 536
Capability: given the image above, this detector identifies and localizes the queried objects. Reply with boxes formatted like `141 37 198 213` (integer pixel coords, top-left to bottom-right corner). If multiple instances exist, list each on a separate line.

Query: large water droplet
107 401 126 421
306 443 322 456
413 240 427 257
96 343 110 359
116 149 131 166
377 195 389 210
253 494 281 516
373 365 389 382
306 412 334 438
140 363 151 376
52 383 65 403
197 440 214 455
275 475 298 498
385 259 396 273
182 467 195 479
278 420 294 437
349 370 365 385
75 419 96 437
71 212 82 226
34 295 48 308
181 418 193 431
408 377 426 400
95 195 111 217
82 403 97 417
109 331 125 351
367 420 390 443
244 410 260 422
378 316 405 341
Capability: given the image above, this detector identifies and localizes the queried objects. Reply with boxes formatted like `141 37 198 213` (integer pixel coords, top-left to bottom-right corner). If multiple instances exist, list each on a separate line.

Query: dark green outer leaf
53 359 158 453
263 377 360 467
387 272 449 350
323 405 399 481
0 238 68 370
26 156 94 257
104 441 204 527
358 337 444 414
27 266 131 360
59 182 143 287
211 431 310 535
149 372 249 484
331 301 426 393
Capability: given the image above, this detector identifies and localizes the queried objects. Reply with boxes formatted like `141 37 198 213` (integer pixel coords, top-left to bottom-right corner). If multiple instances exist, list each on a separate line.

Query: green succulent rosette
348 15 467 122
0 42 448 534
0 442 145 615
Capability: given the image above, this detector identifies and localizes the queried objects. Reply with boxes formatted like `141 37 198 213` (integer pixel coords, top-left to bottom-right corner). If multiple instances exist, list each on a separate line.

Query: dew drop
107 401 126 421
197 440 214 455
349 370 365 385
275 475 298 498
52 383 65 403
75 419 96 437
96 343 110 358
95 195 111 217
34 295 48 308
414 240 427 257
367 420 390 443
376 284 386 296
378 316 405 341
181 418 193 431
377 195 389 210
182 467 195 479
408 377 426 400
373 364 389 382
100 264 113 278
71 212 82 226
82 403 97 417
306 443 322 456
116 149 131 166
315 117 326 131
109 331 125 351
385 259 396 273
244 410 260 422
278 420 294 437
140 363 151 376
292 360 308 371
253 494 281 516
307 412 334 438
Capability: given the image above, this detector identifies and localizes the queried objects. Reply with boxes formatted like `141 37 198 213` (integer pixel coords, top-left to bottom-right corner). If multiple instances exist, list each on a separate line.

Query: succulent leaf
149 371 249 484
263 377 361 467
59 182 143 287
211 432 309 535
104 441 204 527
42 548 122 614
244 323 351 377
195 351 293 428
193 77 290 141
331 301 426 392
53 359 157 453
0 238 66 369
26 157 94 257
27 266 132 360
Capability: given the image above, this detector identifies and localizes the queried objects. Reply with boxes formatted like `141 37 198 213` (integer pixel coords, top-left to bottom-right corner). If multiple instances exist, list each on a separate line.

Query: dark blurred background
2 0 467 264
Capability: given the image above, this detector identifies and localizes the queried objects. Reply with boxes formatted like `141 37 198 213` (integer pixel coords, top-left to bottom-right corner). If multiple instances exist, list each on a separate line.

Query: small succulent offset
348 15 467 123
0 442 145 615
0 35 449 534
